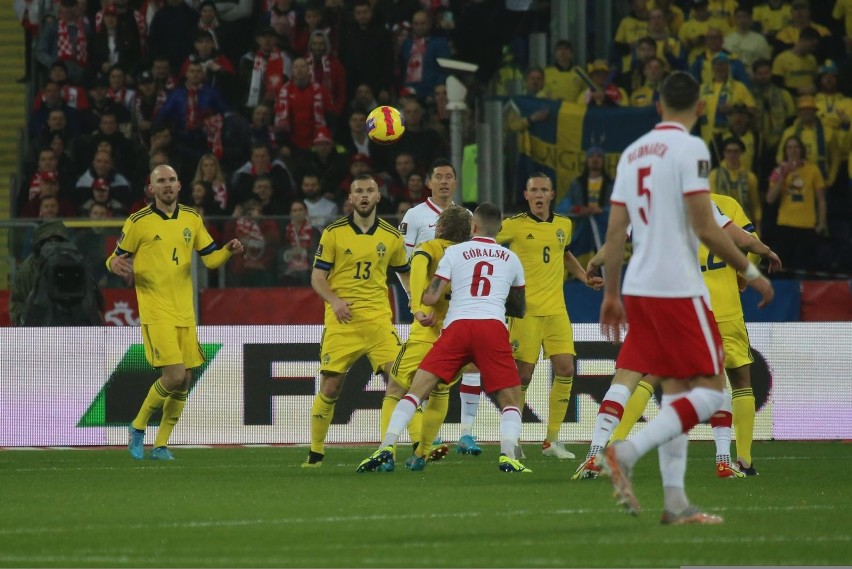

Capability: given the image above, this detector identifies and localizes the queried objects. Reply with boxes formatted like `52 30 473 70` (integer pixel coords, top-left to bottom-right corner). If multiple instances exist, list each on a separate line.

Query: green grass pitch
1 441 849 567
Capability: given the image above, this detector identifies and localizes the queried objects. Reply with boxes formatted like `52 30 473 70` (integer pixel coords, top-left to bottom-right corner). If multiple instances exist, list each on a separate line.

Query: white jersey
611 121 715 298
399 197 446 256
435 237 525 327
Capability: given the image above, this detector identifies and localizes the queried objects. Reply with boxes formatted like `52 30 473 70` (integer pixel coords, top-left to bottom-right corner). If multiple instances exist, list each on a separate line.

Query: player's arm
723 224 782 272
409 251 435 326
505 286 526 318
311 266 352 324
686 193 773 307
564 250 603 289
422 276 449 307
106 218 136 277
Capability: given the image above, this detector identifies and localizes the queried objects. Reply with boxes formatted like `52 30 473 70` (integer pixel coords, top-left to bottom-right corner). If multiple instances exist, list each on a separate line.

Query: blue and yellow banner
511 97 659 201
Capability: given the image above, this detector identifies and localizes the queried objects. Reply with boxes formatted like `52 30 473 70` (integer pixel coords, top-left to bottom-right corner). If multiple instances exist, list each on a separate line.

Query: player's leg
719 317 758 474
540 315 577 459
493 385 530 473
129 324 184 460
572 369 643 479
457 363 482 455
415 381 451 464
305 371 346 467
610 377 657 442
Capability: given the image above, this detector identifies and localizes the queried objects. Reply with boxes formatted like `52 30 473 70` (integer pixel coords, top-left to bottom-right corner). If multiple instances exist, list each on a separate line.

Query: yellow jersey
775 162 826 229
709 164 761 224
771 49 818 93
543 65 587 103
834 0 852 36
314 215 409 326
408 238 452 343
497 211 572 316
108 204 229 326
753 3 792 36
700 194 753 322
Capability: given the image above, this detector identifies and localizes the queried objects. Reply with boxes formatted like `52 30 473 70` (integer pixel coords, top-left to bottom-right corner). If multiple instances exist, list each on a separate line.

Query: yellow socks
154 389 187 448
310 393 337 455
131 378 170 431
610 380 653 442
546 375 573 443
417 386 450 457
732 387 756 465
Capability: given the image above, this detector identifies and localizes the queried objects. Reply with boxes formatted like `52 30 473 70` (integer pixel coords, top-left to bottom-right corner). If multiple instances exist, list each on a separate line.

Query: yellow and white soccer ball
366 105 405 144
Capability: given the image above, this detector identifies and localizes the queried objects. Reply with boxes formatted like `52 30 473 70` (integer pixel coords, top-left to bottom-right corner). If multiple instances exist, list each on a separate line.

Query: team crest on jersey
510 339 520 353
376 242 387 258
118 231 125 244
399 222 407 235
322 353 331 365
698 160 710 178
556 229 567 247
183 228 192 244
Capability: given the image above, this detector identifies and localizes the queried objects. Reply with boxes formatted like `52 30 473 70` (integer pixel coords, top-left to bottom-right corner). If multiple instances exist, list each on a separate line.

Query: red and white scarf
247 49 284 107
268 7 296 37
305 54 333 95
211 181 227 210
198 20 220 49
286 221 313 271
405 37 426 84
57 18 88 66
273 81 325 132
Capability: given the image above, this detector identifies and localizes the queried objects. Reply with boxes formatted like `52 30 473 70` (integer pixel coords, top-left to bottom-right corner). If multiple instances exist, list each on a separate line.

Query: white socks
459 372 481 436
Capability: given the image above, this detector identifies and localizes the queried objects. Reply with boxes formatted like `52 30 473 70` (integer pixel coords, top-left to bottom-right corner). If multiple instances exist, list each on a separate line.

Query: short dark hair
636 36 656 50
435 205 471 243
660 71 700 112
722 137 745 152
752 58 772 74
427 157 456 180
353 172 374 182
799 27 820 41
554 39 573 51
473 202 503 237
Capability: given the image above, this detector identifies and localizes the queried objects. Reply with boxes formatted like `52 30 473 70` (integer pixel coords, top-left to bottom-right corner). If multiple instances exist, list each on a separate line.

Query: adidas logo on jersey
153 235 162 241
344 249 353 255
526 234 535 239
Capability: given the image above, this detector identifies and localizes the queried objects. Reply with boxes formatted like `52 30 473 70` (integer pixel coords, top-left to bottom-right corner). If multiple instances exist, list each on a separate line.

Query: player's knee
552 362 575 377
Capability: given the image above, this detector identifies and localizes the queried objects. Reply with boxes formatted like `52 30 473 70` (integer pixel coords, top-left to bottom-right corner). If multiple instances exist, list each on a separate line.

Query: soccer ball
366 106 405 144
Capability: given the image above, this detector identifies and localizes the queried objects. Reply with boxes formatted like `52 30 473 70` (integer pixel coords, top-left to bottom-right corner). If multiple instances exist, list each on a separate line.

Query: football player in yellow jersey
498 173 603 460
383 205 471 471
108 165 244 461
607 195 781 477
304 173 411 467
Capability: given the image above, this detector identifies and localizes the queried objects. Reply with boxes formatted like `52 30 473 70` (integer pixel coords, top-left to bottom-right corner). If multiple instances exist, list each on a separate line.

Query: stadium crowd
12 0 852 281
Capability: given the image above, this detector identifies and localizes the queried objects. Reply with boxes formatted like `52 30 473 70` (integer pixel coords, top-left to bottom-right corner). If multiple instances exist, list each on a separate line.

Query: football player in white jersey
398 158 484 455
595 71 773 524
359 203 533 473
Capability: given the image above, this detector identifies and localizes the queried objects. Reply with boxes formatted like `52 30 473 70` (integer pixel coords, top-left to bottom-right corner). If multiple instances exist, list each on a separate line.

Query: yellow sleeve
771 52 785 76
496 219 514 245
408 250 431 315
105 216 137 271
389 234 409 271
708 169 719 193
736 83 756 109
615 19 629 43
195 216 232 269
313 226 336 271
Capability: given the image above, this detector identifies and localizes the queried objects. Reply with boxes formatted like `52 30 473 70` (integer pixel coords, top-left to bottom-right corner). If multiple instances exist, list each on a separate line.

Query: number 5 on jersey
638 165 652 224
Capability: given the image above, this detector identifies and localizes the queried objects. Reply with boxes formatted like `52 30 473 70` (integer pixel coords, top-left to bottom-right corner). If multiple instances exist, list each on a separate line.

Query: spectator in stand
274 57 329 156
678 0 731 65
151 55 179 92
698 52 756 143
29 81 82 143
521 66 547 98
577 60 629 107
777 95 842 190
350 83 380 112
231 143 294 207
300 171 339 229
689 26 750 87
148 0 198 72
105 65 137 123
710 137 762 227
723 6 772 73
36 0 91 85
710 103 764 179
752 0 793 41
302 127 348 199
751 58 796 156
555 146 613 257
614 0 650 73
707 0 739 25
387 151 418 204
280 199 319 285
630 56 666 107
646 9 687 70
371 0 419 29
213 0 255 66
37 195 61 219
14 0 40 83
543 40 585 102
338 0 394 100
260 0 299 54
774 0 832 58
80 73 131 133
240 25 290 114
132 125 182 195
402 172 427 205
20 172 77 218
391 96 445 175
79 177 128 217
252 174 288 216
772 24 819 97
224 198 280 287
88 3 141 82
649 0 684 35
181 30 237 105
128 151 166 213
814 60 852 138
133 70 165 147
336 152 391 211
292 2 333 57
193 152 230 213
97 0 147 59
19 147 70 214
337 107 375 162
400 10 450 98
617 37 658 96
75 202 125 288
75 110 134 177
247 103 279 153
766 135 828 270
75 149 132 208
155 58 229 166
33 62 90 112
185 181 225 246
306 30 347 123
196 0 223 52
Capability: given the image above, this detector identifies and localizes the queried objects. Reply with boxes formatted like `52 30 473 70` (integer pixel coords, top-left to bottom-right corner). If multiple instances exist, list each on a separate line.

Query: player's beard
354 201 377 218
158 191 177 206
